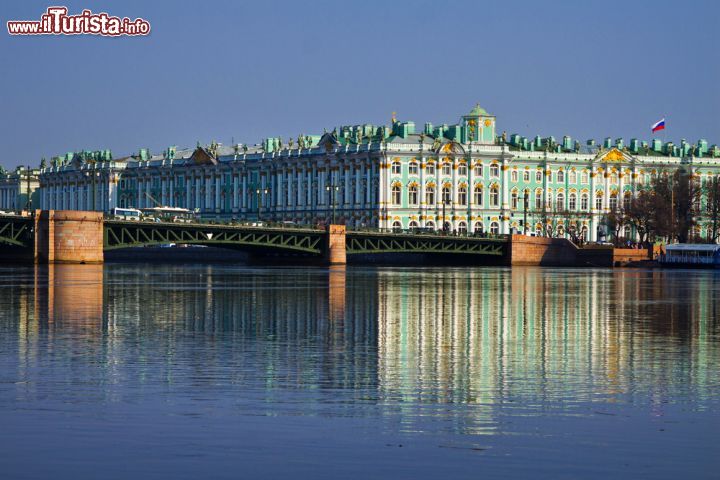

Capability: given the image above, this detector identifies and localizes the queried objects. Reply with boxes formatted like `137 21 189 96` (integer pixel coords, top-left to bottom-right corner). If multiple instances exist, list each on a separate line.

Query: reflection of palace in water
5 265 719 429
376 269 720 426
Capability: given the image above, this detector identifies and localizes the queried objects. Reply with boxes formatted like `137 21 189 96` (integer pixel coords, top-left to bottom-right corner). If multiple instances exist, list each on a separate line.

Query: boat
659 244 720 268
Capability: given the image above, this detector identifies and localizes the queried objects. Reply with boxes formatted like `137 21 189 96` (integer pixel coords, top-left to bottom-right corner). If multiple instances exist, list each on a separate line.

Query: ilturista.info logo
7 6 150 36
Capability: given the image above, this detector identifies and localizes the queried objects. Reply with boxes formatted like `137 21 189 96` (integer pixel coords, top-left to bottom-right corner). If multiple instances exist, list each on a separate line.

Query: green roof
468 103 489 116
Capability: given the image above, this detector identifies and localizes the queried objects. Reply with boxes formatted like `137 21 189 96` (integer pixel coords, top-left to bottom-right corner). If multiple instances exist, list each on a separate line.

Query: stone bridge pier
324 224 346 265
34 210 104 264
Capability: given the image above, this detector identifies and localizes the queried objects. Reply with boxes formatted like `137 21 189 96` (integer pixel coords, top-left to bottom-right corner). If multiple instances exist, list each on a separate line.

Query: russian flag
651 118 666 133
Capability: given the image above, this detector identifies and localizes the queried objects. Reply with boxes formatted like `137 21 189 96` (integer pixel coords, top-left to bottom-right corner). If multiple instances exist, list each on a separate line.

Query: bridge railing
348 226 509 240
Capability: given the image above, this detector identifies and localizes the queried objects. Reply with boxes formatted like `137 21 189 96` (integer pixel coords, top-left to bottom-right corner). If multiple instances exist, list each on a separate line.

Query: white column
186 176 191 210
344 166 351 206
231 172 237 210
501 159 510 233
214 175 221 211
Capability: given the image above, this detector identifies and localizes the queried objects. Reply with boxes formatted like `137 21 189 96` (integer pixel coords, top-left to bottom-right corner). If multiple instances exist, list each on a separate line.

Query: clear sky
2 0 718 169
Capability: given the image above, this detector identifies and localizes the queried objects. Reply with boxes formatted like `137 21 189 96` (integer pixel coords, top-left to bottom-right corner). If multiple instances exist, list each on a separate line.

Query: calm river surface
0 264 718 479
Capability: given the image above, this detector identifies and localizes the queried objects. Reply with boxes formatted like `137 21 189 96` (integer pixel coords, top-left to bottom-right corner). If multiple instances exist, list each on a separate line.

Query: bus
140 207 197 223
112 207 142 221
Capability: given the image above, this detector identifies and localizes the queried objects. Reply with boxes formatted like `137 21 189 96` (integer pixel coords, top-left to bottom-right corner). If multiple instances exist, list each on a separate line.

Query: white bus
141 207 197 223
112 207 142 221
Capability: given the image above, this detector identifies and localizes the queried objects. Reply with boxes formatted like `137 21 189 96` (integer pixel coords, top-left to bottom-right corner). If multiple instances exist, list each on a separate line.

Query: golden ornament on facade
484 119 492 127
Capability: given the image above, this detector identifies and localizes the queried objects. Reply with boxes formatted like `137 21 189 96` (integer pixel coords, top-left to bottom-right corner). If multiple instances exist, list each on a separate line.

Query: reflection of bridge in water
5 265 719 433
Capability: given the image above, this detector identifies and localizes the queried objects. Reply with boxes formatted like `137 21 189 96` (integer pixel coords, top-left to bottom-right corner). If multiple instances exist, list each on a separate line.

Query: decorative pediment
437 141 465 155
190 147 218 166
595 147 634 164
317 132 340 153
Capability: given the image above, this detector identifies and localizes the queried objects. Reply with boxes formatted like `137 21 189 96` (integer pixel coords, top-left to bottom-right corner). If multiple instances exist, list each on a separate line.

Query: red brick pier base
34 210 104 264
324 225 346 265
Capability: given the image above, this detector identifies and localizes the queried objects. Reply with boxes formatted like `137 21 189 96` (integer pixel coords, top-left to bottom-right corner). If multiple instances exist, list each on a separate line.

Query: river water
0 264 718 479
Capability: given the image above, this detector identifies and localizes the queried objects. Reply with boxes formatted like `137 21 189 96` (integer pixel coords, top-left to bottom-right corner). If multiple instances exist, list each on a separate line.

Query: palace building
0 167 40 212
37 105 720 241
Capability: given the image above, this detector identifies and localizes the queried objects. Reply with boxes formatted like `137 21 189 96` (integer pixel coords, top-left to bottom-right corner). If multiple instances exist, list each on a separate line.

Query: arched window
458 186 467 206
609 192 618 211
581 193 589 211
458 222 467 234
408 161 419 175
623 225 631 240
426 162 435 175
490 222 500 235
474 185 483 206
557 225 565 237
511 191 519 209
536 171 543 183
595 192 603 210
490 186 499 207
569 193 577 210
426 186 435 205
511 170 518 182
474 221 483 233
581 171 589 184
523 170 530 182
569 170 577 183
392 220 402 230
623 193 632 211
490 164 500 177
391 161 401 175
442 163 452 176
474 164 483 176
392 185 401 205
425 220 435 229
557 169 565 183
409 185 418 206
409 220 419 229
442 186 451 204
458 163 467 176
535 190 543 209
556 192 565 211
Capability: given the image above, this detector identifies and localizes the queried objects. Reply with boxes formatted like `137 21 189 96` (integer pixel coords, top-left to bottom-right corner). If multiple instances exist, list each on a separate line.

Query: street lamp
325 184 339 224
25 165 32 212
523 190 529 235
256 187 268 221
441 187 450 234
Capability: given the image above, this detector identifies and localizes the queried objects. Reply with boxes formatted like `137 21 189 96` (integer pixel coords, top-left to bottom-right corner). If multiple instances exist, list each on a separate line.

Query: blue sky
2 0 718 168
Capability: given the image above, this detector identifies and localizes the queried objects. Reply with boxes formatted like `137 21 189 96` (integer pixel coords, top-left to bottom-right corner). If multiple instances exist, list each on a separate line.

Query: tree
604 207 628 247
703 176 720 243
649 169 701 243
674 169 701 243
625 189 656 245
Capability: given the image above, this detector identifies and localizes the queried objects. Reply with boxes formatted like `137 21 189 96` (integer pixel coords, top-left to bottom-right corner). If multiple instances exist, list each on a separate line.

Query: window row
391 185 500 207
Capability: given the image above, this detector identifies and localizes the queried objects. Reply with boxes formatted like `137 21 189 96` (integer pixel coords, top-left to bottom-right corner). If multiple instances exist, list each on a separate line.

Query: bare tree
703 176 720 243
625 189 656 245
650 170 700 243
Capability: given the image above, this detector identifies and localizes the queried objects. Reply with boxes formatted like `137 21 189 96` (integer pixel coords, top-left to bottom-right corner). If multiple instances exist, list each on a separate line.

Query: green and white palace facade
38 105 720 241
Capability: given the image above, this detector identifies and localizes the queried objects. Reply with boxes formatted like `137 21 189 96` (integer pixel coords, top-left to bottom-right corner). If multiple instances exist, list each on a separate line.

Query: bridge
0 211 508 264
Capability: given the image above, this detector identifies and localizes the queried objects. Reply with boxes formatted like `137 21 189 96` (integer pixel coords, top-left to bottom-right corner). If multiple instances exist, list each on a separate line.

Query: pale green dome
468 103 489 116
